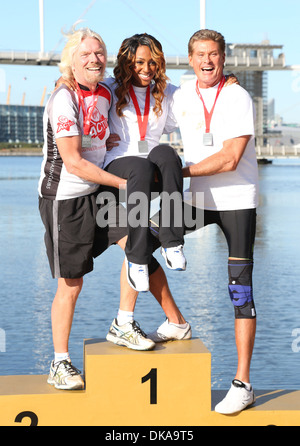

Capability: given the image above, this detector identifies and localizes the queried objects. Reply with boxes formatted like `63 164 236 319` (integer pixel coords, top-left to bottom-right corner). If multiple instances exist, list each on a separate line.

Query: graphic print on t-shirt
39 84 112 200
57 115 76 133
89 106 108 140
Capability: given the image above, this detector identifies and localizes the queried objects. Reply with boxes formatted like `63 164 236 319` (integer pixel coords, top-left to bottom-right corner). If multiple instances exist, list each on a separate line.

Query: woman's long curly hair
113 33 169 117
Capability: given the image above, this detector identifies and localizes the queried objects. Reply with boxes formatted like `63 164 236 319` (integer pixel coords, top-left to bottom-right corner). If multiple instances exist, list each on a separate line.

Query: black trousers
104 144 184 264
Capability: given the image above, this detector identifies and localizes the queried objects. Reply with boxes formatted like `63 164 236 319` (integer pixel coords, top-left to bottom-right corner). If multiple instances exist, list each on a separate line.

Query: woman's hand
106 133 121 151
55 76 77 91
225 73 239 86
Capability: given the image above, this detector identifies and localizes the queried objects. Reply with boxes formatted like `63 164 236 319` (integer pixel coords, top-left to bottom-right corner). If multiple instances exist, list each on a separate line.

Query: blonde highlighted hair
113 33 168 118
58 27 107 80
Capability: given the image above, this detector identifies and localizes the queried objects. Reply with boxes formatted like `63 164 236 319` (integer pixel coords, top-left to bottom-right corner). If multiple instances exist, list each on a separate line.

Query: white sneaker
47 360 84 390
106 319 155 351
148 319 192 342
215 379 256 414
161 245 186 271
125 256 149 292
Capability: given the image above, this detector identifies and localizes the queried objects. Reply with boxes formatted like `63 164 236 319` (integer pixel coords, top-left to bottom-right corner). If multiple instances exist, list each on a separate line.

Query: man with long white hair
38 28 127 390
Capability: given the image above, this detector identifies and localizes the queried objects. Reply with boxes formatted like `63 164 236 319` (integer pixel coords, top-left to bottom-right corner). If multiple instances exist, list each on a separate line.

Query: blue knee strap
228 260 256 319
228 284 253 307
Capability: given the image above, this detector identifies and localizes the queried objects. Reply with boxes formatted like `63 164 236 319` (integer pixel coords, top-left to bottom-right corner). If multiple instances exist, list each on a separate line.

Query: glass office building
0 104 44 144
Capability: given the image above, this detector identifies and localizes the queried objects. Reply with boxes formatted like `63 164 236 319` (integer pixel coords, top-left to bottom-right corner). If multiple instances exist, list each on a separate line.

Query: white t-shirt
38 83 111 200
171 79 259 211
103 77 178 168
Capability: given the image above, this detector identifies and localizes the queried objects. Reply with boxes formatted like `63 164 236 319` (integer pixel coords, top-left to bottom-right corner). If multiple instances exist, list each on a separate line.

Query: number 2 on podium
141 368 157 404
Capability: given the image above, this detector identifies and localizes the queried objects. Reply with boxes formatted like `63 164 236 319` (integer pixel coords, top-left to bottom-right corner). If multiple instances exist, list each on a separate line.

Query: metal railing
0 50 294 71
256 144 300 158
171 143 300 159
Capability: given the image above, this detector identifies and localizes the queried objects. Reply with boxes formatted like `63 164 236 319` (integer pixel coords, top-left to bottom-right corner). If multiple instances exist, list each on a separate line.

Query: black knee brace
228 259 256 319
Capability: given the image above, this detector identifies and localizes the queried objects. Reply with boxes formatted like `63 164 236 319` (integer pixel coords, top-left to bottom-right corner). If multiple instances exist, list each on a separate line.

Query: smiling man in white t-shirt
39 28 129 391
171 29 259 415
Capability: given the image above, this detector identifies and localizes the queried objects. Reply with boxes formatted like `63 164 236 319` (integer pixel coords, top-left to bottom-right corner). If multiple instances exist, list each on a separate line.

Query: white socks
243 382 252 391
54 352 70 364
117 309 134 326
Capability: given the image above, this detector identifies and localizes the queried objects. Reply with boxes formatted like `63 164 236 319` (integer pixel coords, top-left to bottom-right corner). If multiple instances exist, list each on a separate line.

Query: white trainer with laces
125 256 149 292
161 245 187 271
47 360 84 390
148 319 192 343
106 319 155 351
215 379 256 414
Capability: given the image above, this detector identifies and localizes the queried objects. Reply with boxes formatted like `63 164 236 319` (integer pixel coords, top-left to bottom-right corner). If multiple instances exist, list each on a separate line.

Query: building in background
224 41 285 147
0 104 44 144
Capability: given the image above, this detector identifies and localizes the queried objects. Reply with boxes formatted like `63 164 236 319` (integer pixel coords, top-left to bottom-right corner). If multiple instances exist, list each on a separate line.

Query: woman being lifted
104 33 186 293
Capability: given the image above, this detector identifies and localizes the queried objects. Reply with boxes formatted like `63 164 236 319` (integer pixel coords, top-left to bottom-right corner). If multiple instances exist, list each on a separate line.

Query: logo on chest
89 106 108 140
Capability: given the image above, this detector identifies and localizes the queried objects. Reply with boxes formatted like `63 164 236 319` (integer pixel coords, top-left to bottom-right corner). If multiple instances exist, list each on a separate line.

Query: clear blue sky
0 0 300 124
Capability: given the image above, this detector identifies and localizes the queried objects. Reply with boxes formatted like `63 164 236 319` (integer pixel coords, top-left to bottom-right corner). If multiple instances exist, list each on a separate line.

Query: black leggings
104 144 184 264
151 206 256 259
150 206 257 317
187 207 256 259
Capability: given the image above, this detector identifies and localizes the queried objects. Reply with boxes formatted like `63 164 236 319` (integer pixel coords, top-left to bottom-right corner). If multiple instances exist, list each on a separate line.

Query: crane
6 85 11 105
40 86 47 106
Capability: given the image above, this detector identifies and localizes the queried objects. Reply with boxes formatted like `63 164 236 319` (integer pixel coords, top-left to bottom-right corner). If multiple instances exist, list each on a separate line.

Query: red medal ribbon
196 76 226 133
129 85 150 141
76 81 101 135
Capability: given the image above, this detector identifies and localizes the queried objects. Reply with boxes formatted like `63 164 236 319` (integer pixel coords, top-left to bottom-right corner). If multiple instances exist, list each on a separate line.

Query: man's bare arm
57 135 127 189
182 135 251 178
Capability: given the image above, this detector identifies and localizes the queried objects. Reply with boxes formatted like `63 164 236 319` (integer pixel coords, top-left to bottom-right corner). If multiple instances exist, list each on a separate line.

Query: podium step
83 337 211 426
0 338 299 426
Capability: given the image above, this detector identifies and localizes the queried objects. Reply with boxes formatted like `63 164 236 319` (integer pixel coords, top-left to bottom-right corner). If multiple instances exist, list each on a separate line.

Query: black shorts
39 192 127 279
